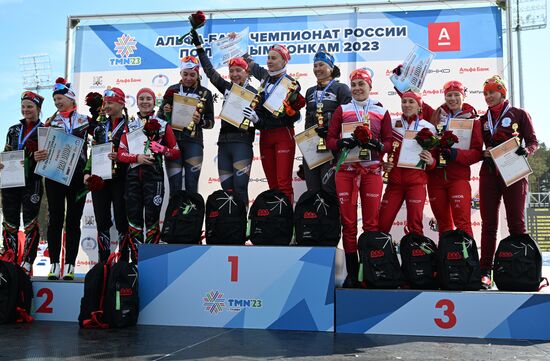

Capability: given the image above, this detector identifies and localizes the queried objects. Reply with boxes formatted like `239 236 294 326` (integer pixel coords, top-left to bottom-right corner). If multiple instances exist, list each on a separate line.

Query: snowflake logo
203 290 225 314
114 34 137 58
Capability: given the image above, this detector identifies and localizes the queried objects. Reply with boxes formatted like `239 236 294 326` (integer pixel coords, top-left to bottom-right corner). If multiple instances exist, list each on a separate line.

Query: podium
336 288 550 340
138 245 336 331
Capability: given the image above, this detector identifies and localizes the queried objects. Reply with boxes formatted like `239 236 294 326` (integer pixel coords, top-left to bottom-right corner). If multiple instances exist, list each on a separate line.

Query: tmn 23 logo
110 34 141 66
203 290 262 314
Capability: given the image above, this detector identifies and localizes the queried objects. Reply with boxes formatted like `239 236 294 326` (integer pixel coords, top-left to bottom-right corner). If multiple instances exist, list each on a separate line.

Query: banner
69 6 504 274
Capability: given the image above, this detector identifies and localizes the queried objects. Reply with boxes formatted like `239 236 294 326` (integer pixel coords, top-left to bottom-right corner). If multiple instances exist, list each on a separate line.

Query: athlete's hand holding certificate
489 137 532 186
447 118 473 150
0 150 25 188
172 94 198 130
219 84 255 128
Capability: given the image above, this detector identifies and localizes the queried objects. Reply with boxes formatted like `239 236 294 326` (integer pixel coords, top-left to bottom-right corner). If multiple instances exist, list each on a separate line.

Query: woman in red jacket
478 75 538 288
327 68 392 287
379 91 436 236
425 81 483 237
118 88 180 262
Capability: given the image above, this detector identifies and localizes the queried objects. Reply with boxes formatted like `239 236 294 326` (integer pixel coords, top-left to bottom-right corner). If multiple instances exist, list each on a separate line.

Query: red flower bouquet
439 130 459 149
85 92 103 110
291 93 306 111
76 174 105 201
180 11 207 41
414 127 439 169
353 125 374 160
144 119 161 135
87 175 105 192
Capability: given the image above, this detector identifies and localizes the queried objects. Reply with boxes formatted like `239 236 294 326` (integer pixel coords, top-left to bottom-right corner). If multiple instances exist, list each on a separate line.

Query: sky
0 0 548 143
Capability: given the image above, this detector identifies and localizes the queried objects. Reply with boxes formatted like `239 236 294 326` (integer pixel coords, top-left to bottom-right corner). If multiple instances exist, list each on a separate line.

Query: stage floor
1 321 549 360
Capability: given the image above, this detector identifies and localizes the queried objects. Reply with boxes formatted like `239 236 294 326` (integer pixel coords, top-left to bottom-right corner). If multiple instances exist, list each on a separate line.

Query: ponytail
331 65 341 79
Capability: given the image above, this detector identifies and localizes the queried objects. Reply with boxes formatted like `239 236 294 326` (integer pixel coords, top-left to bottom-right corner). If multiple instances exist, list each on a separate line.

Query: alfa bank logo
428 22 460 52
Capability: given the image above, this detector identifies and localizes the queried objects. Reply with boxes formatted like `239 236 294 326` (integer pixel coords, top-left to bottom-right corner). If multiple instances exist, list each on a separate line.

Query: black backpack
79 259 110 328
205 190 247 245
358 231 404 289
249 189 293 246
494 234 544 291
161 190 205 244
0 251 33 324
437 230 481 290
79 254 139 328
400 233 438 289
103 260 139 328
294 190 341 246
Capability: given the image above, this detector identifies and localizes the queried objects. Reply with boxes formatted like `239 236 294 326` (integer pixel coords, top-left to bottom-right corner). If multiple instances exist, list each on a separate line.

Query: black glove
190 29 202 47
315 125 329 139
297 164 305 180
365 139 384 152
337 137 357 150
515 146 528 156
392 64 403 76
442 148 458 162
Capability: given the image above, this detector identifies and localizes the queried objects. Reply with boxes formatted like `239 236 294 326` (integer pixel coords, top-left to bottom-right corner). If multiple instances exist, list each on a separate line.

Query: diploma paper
34 129 84 186
91 143 113 180
489 137 533 187
0 150 25 188
38 127 61 150
396 130 424 169
263 76 294 115
219 84 256 128
390 44 435 93
172 94 198 130
448 118 474 150
127 127 148 156
211 28 249 69
295 126 334 169
341 122 368 163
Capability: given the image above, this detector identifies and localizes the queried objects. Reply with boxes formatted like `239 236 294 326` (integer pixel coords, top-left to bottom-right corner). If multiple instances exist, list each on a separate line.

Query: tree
528 142 550 192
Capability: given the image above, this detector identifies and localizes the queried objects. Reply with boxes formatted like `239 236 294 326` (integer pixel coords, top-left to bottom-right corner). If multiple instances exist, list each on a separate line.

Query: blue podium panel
138 245 335 331
32 281 84 322
336 289 550 340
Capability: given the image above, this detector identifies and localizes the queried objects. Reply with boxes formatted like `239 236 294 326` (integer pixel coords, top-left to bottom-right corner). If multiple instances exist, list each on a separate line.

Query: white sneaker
62 264 75 280
21 262 32 276
48 263 60 280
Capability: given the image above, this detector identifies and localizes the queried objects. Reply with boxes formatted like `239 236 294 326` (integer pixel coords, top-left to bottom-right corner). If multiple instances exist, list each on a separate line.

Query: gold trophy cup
436 123 446 167
274 77 298 117
187 91 206 137
316 103 328 152
512 123 520 137
382 141 400 183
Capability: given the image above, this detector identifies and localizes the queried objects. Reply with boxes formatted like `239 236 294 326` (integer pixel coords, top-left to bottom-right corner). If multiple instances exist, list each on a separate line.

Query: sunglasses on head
53 83 68 91
21 91 39 100
104 89 116 97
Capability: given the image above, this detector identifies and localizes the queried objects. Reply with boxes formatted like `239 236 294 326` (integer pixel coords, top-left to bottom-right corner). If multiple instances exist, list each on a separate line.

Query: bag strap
538 277 549 292
15 307 34 323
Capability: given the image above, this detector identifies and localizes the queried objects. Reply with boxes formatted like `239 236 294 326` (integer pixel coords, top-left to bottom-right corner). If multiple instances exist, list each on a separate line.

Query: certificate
263 76 294 116
219 84 255 128
447 118 474 150
127 127 148 155
396 130 423 169
489 137 533 187
341 122 367 163
390 44 435 92
34 129 84 186
91 143 113 180
295 126 334 169
0 150 25 188
172 94 198 131
211 28 249 69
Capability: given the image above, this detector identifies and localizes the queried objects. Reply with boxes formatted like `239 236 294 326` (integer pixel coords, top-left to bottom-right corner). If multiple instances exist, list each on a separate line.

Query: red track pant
479 175 527 270
260 127 295 202
336 167 382 253
427 179 473 237
379 183 427 235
